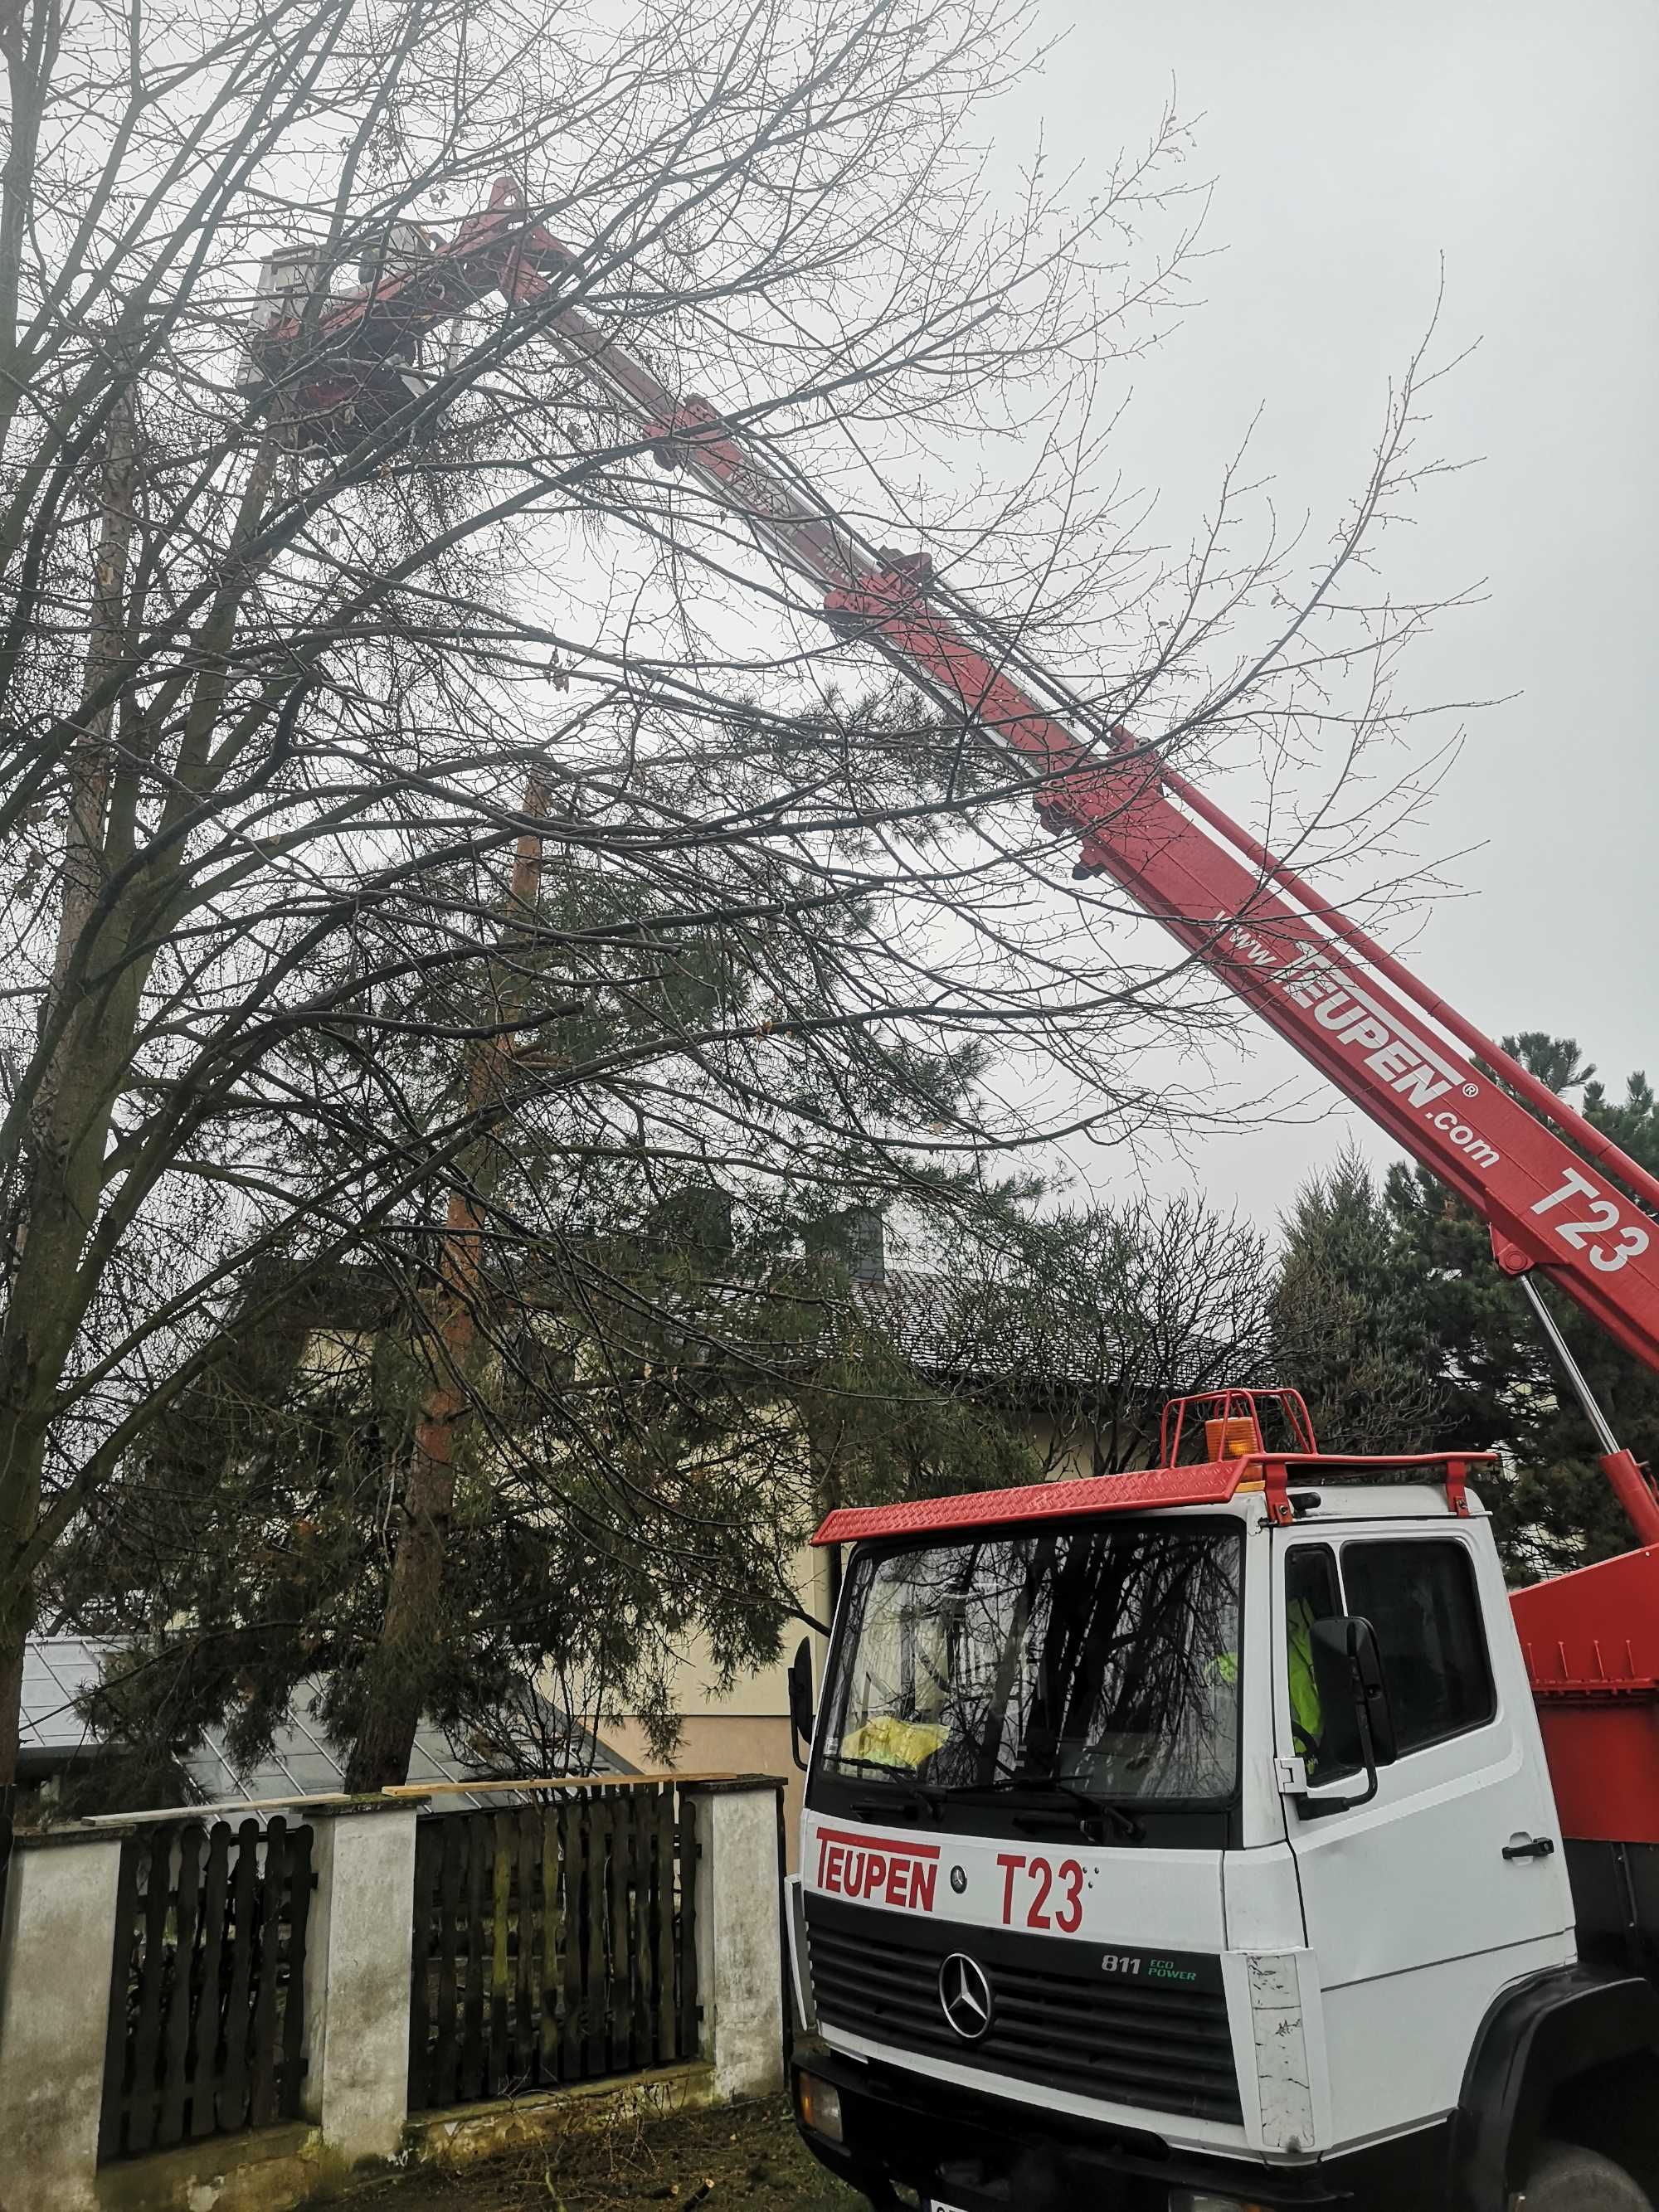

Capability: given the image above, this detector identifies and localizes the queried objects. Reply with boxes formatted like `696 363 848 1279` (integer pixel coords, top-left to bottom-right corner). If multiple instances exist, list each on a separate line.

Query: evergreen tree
1271 1147 1444 1456
1383 1036 1659 1579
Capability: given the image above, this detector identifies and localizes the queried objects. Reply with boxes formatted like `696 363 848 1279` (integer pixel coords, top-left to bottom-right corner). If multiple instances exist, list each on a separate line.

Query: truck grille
805 1892 1242 2124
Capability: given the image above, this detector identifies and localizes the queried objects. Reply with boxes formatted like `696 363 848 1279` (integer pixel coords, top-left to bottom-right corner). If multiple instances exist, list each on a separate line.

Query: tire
1521 2140 1654 2210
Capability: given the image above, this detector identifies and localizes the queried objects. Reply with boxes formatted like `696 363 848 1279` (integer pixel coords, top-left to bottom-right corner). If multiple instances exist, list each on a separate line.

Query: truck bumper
791 2042 1456 2210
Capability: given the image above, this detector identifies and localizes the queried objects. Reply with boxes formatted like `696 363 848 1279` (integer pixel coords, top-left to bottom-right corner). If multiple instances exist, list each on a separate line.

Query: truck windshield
819 1519 1242 1805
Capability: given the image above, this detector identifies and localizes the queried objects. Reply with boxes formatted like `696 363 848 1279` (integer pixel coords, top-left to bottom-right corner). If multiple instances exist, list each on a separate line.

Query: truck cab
788 1393 1659 2211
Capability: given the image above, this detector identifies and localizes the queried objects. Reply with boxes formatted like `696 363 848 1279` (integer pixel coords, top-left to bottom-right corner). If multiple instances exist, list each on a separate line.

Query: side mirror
1298 1615 1399 1819
787 1637 815 1772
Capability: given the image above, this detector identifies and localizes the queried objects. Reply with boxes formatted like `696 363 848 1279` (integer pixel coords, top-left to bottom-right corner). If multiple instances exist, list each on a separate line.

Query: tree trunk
0 1582 29 1787
345 776 548 1792
342 1377 469 1791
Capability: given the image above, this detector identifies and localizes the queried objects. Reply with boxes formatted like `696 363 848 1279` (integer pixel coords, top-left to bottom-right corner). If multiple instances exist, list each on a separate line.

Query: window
1340 1539 1495 1754
1284 1546 1341 1776
822 1521 1243 1805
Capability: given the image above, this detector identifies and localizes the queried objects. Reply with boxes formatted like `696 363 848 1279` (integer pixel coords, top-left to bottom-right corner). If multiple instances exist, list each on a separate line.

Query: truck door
1276 1521 1576 2149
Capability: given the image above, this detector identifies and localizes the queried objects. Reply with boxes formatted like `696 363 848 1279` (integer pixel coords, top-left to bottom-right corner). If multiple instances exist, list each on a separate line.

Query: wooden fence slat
585 1791 610 2079
653 1784 676 2069
676 1794 698 2061
488 1813 511 2096
158 1824 203 2144
248 1817 287 2127
609 1790 630 2075
513 1808 538 2089
559 1798 583 2083
431 1817 463 2108
461 1816 487 2103
635 1791 649 2069
538 1805 561 2088
584 1787 611 2078
98 1832 144 2161
280 1822 314 2121
126 1826 173 2156
190 1824 231 2139
620 1789 638 2073
216 1819 260 2132
407 1820 440 2112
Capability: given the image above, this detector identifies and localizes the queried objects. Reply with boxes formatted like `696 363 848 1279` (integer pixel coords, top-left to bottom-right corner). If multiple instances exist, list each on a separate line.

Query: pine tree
1383 1036 1659 1579
1271 1146 1444 1457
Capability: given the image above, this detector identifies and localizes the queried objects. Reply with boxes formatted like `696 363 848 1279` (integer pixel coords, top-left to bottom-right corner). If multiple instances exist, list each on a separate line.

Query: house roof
21 1635 628 1808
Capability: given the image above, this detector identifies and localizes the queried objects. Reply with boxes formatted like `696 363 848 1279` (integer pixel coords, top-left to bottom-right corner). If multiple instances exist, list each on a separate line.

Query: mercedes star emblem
937 1952 994 2042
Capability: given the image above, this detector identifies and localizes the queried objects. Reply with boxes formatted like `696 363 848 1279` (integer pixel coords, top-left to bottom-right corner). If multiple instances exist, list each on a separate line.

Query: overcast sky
999 1 1658 1228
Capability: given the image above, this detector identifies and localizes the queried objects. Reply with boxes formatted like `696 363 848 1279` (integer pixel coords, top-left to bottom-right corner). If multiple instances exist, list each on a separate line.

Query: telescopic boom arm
253 176 1659 1539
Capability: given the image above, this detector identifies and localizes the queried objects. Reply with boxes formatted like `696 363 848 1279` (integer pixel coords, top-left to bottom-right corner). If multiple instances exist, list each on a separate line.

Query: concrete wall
0 1780 785 2212
686 1779 786 2102
0 1826 123 2212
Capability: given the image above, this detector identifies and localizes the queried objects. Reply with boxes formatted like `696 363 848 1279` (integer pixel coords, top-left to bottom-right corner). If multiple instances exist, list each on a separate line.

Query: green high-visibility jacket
1288 1596 1322 1756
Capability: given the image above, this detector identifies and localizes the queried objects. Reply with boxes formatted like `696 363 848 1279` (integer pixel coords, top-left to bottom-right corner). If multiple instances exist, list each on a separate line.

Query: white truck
786 1392 1659 2212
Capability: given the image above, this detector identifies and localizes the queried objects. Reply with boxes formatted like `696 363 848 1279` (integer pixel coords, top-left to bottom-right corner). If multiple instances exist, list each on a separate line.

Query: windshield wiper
825 1752 946 1823
943 1773 1145 1841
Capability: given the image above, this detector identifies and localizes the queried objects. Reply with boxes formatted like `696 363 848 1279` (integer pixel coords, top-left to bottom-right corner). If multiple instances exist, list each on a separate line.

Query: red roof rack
809 1449 1501 1547
810 1462 1247 1547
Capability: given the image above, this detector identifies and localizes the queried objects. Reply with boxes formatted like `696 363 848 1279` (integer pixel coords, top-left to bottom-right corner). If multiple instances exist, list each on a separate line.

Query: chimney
846 1207 886 1283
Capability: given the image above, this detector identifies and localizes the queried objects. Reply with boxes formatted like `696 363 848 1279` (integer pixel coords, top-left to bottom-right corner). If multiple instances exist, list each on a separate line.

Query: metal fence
99 1815 314 2161
407 1782 698 2111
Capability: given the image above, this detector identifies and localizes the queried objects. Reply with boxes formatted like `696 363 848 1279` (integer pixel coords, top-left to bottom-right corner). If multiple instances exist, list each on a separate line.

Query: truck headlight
795 2072 844 2145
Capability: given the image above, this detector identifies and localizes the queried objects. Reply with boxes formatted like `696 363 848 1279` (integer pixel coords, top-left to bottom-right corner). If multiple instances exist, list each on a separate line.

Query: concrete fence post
0 1825 125 2212
684 1777 786 2102
302 1797 424 2169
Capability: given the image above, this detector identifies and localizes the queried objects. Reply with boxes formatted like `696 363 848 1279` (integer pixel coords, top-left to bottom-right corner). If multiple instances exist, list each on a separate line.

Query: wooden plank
461 1813 487 2103
488 1812 511 2096
190 1822 231 2139
98 1835 144 2162
538 1804 561 2088
585 1791 610 2078
158 1823 204 2146
217 1819 260 2131
406 1820 439 2111
383 1772 771 1796
280 1822 314 2122
430 1817 463 2110
249 1816 287 2127
559 1796 583 2083
127 1825 173 2155
676 1793 698 2062
605 1784 627 2074
514 1807 538 2088
653 1783 676 2069
623 1787 644 2072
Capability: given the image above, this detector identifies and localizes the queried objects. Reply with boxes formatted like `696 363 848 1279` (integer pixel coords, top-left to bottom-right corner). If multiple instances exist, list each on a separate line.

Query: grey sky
1005 2 1659 1223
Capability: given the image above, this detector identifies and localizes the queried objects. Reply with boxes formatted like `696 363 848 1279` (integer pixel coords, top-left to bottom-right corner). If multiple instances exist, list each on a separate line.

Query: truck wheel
1521 2141 1653 2210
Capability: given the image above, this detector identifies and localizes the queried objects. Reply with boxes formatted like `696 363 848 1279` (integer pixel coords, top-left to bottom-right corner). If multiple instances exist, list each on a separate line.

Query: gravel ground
342 2095 867 2212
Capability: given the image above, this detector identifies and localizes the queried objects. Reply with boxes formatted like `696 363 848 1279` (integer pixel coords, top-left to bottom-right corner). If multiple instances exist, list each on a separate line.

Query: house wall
605 1536 837 1872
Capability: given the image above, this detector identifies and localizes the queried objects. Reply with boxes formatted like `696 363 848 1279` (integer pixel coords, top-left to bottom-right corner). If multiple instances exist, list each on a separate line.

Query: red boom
251 177 1659 1532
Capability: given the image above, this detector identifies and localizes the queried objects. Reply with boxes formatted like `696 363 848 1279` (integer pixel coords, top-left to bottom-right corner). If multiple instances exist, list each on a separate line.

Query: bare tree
1 0 1463 1783
915 1194 1273 1475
